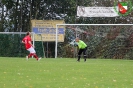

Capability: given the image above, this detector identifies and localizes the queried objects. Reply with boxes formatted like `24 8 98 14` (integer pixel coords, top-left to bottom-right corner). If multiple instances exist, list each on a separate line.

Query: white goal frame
55 24 133 58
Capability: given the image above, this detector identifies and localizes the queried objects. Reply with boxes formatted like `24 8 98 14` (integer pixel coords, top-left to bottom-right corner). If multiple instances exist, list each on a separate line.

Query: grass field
0 57 133 88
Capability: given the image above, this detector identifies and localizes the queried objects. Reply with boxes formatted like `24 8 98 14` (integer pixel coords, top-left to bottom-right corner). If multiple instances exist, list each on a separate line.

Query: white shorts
27 47 36 53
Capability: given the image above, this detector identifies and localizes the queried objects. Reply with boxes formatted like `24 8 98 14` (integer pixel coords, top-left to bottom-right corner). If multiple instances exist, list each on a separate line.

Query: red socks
28 53 33 58
28 53 39 60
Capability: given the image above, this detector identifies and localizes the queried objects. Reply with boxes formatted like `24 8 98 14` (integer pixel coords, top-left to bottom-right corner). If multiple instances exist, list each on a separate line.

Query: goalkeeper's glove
74 43 78 47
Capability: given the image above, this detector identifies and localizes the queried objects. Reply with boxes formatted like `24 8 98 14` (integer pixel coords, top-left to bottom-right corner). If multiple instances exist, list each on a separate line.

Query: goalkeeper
75 37 87 62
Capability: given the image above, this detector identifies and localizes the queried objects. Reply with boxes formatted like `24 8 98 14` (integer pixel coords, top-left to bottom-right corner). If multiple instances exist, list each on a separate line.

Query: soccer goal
55 24 133 59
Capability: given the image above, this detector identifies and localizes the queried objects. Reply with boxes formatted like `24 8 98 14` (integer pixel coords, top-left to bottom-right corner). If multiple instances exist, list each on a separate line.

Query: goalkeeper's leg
77 49 83 62
83 47 87 62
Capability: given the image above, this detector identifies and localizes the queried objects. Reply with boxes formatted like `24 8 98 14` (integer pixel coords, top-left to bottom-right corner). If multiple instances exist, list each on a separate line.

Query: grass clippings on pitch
0 57 133 88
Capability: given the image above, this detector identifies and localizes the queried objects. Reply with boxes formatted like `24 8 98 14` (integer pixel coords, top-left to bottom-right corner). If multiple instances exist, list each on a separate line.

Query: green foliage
1 0 132 32
124 48 133 60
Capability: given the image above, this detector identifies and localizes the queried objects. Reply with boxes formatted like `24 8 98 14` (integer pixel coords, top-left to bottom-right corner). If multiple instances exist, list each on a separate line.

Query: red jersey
22 35 32 49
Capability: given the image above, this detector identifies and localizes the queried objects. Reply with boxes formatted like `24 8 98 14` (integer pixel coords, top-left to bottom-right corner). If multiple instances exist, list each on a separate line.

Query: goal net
0 32 44 57
55 24 133 59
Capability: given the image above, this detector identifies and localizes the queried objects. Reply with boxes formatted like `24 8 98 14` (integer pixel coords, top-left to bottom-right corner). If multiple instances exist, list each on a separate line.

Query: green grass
0 57 133 88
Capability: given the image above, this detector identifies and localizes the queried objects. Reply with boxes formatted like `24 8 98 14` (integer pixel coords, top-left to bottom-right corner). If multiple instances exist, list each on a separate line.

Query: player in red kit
22 32 41 61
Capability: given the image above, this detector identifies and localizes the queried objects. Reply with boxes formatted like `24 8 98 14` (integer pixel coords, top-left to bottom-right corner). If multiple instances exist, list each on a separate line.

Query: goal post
55 24 133 59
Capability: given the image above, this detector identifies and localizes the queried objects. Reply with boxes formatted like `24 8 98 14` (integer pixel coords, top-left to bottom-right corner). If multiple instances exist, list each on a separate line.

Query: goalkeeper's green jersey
77 40 87 49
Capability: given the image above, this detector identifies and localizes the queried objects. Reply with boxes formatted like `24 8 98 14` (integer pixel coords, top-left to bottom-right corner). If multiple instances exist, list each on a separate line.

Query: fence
0 32 44 57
